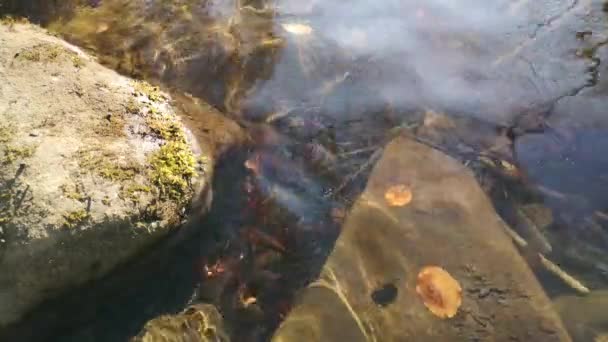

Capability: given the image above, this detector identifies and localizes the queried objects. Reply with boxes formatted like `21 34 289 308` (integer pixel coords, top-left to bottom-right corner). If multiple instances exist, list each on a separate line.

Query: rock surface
131 304 230 342
272 136 572 341
554 290 608 342
40 0 280 114
0 22 209 326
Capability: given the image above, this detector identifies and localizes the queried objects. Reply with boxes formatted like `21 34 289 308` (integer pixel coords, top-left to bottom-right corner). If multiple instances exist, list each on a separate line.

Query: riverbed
2 0 608 341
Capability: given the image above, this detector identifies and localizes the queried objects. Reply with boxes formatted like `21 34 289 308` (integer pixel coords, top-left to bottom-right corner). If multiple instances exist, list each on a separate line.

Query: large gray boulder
0 22 217 326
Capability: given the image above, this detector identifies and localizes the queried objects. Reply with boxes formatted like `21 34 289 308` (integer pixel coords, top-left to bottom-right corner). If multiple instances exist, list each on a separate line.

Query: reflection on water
2 0 608 340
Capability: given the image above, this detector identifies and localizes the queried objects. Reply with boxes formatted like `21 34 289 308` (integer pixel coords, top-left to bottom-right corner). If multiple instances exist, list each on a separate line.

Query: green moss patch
0 124 41 166
78 150 142 182
119 183 152 204
149 141 196 203
94 112 127 137
74 80 199 227
0 125 15 144
60 182 87 202
71 55 86 68
16 43 64 62
101 196 111 206
62 209 90 229
0 159 32 228
2 145 35 164
147 112 184 141
0 184 12 226
133 81 166 102
0 15 29 27
14 43 84 68
126 81 199 205
126 98 142 114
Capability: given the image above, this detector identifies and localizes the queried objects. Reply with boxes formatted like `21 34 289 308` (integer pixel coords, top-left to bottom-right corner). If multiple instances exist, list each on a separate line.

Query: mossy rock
0 22 213 327
15 0 283 113
132 304 230 342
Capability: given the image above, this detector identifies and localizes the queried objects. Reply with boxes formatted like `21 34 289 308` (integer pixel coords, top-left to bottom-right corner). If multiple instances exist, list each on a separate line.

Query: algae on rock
132 304 230 342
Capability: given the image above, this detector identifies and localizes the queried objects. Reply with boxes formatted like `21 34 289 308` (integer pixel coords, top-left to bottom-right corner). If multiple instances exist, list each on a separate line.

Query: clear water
1 0 608 341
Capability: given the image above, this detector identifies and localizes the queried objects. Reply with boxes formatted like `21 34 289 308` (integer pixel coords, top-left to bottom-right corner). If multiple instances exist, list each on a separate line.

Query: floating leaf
416 266 462 319
384 184 413 207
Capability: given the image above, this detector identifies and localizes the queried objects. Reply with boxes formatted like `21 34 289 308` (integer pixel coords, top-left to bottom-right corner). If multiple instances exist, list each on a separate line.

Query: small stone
478 288 491 298
29 131 40 137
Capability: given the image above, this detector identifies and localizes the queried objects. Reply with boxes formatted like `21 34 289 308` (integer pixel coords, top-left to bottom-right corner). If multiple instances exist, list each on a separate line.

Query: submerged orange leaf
384 184 413 207
416 266 462 319
242 295 257 307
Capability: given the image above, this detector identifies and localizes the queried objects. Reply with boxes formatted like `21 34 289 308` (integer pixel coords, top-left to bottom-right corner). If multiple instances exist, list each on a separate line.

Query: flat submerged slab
273 136 571 341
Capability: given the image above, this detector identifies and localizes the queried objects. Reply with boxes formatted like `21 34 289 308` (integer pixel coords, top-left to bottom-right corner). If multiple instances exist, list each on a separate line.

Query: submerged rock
131 304 230 342
272 136 572 341
0 22 211 327
554 290 608 342
14 0 283 114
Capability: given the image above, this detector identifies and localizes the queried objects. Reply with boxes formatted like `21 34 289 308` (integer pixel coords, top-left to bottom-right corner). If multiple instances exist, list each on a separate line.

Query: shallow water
2 0 608 341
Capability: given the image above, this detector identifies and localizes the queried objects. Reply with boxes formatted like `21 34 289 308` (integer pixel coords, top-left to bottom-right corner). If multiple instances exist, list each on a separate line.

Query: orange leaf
384 184 413 207
242 296 257 307
416 266 462 319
